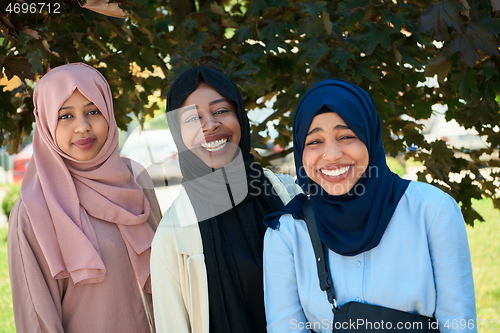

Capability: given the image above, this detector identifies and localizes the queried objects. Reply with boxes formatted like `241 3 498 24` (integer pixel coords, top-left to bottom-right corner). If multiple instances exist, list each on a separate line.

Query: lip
195 134 233 155
195 133 230 147
73 137 96 150
318 164 352 182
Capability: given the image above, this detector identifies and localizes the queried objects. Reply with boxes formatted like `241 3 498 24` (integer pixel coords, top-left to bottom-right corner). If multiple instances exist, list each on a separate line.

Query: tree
1 0 499 225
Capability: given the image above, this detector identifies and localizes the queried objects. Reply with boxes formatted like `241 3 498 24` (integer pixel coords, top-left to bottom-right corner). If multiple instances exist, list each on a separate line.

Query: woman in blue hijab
263 79 476 333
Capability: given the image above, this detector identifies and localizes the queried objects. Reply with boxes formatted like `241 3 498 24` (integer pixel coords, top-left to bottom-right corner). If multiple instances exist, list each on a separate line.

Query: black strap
303 197 338 311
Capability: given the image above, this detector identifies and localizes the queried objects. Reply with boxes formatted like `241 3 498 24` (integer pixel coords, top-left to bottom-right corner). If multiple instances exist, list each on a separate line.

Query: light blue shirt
263 181 476 333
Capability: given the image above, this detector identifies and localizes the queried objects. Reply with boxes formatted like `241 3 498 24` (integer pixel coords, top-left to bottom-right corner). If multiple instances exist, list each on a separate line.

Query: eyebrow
180 105 197 115
180 99 231 115
306 124 351 136
59 102 95 111
209 98 230 106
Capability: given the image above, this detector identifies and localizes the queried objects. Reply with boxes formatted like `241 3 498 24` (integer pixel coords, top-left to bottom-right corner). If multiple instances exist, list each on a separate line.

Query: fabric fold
20 63 154 291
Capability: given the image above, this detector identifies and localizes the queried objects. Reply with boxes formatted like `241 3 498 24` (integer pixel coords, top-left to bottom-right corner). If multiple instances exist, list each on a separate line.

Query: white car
421 112 489 151
120 128 182 186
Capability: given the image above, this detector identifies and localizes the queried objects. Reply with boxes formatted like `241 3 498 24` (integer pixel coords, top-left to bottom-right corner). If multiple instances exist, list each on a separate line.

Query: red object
13 143 33 183
273 144 284 153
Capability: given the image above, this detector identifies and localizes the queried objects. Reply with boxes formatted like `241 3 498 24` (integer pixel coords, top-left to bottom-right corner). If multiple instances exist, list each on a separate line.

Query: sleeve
143 186 162 231
426 193 477 333
126 156 163 229
263 224 310 333
150 223 192 333
275 173 302 199
8 199 65 333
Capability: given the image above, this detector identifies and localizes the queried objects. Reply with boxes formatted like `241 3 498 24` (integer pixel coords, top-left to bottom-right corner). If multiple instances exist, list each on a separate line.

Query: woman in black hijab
151 66 300 333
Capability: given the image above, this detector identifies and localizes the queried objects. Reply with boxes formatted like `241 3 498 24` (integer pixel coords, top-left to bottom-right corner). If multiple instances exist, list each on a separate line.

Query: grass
0 227 15 333
466 198 500 329
0 199 498 332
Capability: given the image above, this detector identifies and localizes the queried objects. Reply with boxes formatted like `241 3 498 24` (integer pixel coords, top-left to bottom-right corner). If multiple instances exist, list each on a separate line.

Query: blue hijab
264 79 410 256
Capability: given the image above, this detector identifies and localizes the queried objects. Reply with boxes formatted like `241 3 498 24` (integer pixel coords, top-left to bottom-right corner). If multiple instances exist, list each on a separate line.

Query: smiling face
302 112 369 196
55 89 109 161
178 82 241 169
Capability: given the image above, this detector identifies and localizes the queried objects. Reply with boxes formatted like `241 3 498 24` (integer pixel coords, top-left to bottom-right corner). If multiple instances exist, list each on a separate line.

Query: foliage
0 0 499 225
386 156 406 177
1 183 20 219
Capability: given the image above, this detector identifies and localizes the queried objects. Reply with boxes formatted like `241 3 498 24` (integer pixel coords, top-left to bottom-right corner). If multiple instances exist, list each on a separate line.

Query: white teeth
320 166 350 177
200 138 228 152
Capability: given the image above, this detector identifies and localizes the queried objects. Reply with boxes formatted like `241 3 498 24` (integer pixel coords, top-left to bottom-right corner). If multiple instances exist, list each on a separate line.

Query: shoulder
264 213 313 258
120 157 155 190
153 188 203 255
265 213 307 242
402 181 458 208
263 169 302 204
8 198 29 230
395 180 463 229
157 188 196 228
7 198 39 250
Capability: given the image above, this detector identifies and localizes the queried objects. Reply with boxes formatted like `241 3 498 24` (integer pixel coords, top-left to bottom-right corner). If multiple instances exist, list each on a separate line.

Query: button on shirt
263 181 476 333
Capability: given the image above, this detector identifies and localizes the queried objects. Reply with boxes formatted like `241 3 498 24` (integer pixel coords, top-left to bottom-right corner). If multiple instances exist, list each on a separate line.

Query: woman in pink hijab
8 63 161 333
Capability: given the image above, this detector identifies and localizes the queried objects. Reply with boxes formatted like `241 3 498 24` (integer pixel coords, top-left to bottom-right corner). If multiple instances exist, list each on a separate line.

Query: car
120 128 182 186
12 143 33 183
421 109 489 151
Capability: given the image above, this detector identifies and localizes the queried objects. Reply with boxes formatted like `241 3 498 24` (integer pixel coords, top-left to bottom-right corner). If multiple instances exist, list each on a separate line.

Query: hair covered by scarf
20 63 154 291
264 79 410 256
166 66 284 333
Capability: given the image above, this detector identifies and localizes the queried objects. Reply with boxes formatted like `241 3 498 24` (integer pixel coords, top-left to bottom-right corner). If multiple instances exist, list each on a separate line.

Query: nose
323 140 343 160
202 113 220 133
74 116 91 133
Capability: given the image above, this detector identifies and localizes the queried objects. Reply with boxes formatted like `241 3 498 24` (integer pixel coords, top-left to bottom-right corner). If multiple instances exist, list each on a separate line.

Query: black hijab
166 66 283 333
264 79 410 256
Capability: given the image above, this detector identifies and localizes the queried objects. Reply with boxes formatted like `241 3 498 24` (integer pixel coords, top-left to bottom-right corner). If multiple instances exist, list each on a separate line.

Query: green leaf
331 48 355 71
350 60 378 83
450 67 478 98
337 0 371 13
2 57 34 81
380 73 404 94
464 21 500 56
268 0 290 7
449 33 479 67
247 0 267 16
210 3 225 15
424 55 451 84
233 25 252 43
385 11 413 32
303 1 327 18
476 13 500 34
260 20 288 40
298 16 324 39
356 23 394 55
461 204 484 226
27 51 44 75
419 0 463 41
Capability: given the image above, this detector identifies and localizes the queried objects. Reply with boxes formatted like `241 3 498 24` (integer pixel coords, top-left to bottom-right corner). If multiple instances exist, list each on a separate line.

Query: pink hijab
20 63 154 292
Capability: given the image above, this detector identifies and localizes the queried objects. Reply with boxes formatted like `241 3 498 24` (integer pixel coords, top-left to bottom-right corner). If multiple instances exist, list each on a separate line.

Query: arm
150 246 191 333
151 212 208 333
124 156 162 228
427 194 477 333
8 199 65 333
263 225 310 333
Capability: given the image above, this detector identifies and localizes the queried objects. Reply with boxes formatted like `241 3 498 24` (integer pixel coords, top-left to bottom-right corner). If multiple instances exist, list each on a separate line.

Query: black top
205 208 267 333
